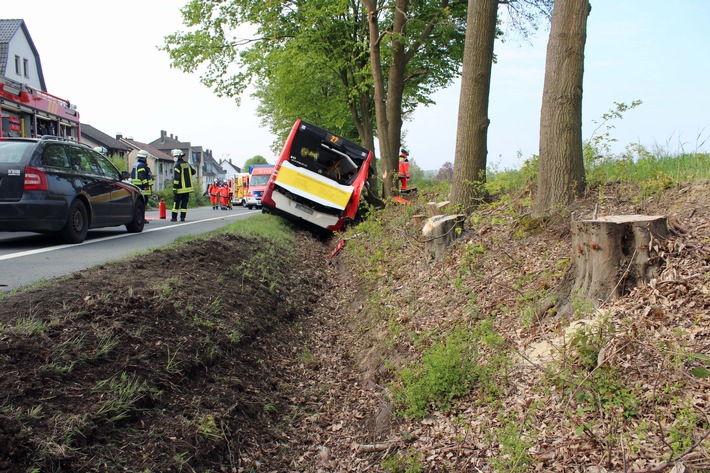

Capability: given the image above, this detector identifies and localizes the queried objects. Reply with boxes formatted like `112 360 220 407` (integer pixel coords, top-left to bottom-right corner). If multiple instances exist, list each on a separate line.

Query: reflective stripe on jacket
173 160 196 194
131 162 154 195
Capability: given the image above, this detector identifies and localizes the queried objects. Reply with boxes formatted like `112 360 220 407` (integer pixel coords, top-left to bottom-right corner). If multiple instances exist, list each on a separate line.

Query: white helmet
171 149 185 157
93 146 108 156
136 150 148 161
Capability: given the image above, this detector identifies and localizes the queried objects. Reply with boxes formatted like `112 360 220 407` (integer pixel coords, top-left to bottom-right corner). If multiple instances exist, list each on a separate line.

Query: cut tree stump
426 201 450 216
422 214 466 258
570 214 668 306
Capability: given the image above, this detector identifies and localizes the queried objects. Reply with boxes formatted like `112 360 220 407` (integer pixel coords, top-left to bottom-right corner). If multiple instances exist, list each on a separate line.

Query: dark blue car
0 136 145 243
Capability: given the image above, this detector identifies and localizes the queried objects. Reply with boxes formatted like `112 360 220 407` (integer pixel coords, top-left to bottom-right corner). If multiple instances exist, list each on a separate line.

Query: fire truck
0 77 80 140
261 119 373 233
231 172 250 206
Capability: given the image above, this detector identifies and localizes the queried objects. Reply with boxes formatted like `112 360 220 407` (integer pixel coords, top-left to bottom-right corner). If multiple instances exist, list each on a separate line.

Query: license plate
295 203 314 215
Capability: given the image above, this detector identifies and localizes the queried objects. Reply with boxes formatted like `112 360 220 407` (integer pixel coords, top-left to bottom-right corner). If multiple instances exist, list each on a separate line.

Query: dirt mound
0 231 343 472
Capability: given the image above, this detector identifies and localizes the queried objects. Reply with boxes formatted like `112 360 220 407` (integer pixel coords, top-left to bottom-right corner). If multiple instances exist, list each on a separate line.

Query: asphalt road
0 205 259 293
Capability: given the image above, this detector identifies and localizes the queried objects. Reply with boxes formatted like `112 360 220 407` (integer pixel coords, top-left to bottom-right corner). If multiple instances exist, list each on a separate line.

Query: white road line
0 213 250 261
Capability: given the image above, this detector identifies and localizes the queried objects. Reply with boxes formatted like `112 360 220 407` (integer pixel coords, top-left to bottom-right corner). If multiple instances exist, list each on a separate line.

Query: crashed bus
261 119 373 233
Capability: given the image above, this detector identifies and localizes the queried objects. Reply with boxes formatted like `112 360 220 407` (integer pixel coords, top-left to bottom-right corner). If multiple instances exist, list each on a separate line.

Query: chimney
116 133 123 140
160 130 166 143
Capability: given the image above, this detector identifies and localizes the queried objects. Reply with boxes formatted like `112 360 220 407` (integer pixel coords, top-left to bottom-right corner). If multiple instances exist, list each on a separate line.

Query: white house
219 158 242 181
0 19 44 90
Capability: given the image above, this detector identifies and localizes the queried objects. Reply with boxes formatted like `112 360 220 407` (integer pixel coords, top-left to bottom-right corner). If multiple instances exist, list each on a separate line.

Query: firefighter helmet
136 150 148 161
171 149 185 157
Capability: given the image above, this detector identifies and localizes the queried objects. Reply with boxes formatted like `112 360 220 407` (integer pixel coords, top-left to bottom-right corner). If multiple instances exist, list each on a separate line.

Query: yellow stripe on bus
275 165 352 208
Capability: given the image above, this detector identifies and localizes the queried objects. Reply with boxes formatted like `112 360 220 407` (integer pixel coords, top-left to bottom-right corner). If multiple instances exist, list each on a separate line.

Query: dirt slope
0 181 708 472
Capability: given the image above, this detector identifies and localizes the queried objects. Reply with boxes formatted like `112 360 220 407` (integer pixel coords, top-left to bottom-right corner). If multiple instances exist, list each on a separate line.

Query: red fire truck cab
261 119 373 233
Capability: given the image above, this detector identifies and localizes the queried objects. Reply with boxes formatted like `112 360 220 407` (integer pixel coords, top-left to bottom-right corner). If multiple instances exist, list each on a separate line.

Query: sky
4 1 708 172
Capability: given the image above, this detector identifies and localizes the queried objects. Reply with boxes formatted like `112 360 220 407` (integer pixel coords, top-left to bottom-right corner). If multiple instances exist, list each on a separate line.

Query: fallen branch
355 440 400 453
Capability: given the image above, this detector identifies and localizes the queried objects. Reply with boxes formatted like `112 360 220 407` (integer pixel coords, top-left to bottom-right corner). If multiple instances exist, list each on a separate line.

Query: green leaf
690 367 709 379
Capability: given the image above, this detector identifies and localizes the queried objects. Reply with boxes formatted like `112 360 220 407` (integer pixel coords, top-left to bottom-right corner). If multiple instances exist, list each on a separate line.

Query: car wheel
59 200 88 244
126 199 145 233
247 205 253 210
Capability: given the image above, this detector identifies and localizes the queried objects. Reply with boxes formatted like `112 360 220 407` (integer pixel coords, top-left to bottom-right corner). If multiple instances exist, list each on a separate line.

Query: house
0 19 44 91
119 136 173 192
201 147 224 185
80 123 132 162
149 130 224 193
219 158 242 181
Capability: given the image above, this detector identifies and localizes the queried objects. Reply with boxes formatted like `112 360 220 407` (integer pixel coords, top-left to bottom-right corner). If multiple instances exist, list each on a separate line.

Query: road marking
0 213 251 262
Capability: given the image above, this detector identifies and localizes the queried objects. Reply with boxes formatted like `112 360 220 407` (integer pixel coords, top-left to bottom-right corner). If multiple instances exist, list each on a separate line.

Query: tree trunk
365 0 396 198
450 0 498 210
535 0 590 216
570 215 669 307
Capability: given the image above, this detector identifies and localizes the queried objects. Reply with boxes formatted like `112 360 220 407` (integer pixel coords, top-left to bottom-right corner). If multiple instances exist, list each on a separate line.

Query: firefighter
208 179 220 210
131 150 154 223
398 148 411 192
219 181 231 210
171 149 196 222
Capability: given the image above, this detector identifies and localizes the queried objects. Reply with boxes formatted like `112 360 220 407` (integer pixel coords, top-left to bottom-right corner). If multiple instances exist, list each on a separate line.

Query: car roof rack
38 135 78 143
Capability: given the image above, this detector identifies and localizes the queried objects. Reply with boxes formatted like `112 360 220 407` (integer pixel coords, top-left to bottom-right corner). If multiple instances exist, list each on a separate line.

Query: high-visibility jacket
173 159 196 194
131 161 154 195
398 157 410 179
219 186 230 205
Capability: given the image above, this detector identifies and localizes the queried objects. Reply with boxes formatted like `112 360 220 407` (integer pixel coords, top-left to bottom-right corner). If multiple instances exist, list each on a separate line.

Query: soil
0 181 708 473
0 230 351 472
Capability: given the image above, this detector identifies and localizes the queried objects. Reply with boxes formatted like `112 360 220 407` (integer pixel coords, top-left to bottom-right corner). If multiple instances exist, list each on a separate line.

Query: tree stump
426 201 450 216
570 214 668 306
422 214 466 258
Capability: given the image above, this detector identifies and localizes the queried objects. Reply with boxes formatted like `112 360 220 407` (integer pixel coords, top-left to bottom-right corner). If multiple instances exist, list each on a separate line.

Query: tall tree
449 0 552 210
535 0 591 215
449 0 498 209
357 0 467 197
164 0 466 193
163 0 375 150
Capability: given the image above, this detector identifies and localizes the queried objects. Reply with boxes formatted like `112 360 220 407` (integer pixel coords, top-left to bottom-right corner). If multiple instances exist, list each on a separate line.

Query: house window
23 59 29 78
15 55 21 75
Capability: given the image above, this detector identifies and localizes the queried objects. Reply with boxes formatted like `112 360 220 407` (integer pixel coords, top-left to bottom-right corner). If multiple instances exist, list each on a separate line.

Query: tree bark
535 0 590 216
450 0 498 210
570 215 669 307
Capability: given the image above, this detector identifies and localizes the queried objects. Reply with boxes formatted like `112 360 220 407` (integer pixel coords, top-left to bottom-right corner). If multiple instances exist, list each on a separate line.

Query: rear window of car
0 141 34 164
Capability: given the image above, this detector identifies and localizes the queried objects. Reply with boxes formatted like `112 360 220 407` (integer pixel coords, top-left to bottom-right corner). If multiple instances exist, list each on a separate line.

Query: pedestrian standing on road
208 179 220 210
219 182 231 210
131 150 154 224
170 149 196 222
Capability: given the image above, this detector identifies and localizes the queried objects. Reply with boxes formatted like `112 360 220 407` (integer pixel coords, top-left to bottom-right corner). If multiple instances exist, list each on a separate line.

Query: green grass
483 147 708 197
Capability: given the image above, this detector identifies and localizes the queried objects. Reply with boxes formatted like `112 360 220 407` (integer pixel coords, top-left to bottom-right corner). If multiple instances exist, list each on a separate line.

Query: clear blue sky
4 1 708 172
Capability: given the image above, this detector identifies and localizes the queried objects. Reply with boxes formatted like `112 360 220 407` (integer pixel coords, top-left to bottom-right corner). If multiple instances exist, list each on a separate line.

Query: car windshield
0 142 34 164
250 174 270 186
